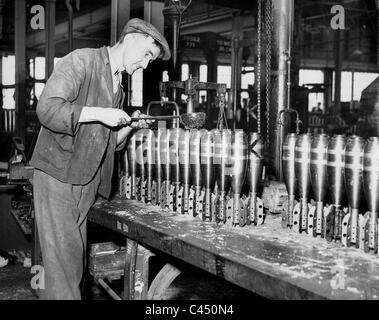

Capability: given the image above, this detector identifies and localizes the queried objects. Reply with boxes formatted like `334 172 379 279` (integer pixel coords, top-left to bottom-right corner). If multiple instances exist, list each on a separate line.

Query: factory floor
0 255 262 300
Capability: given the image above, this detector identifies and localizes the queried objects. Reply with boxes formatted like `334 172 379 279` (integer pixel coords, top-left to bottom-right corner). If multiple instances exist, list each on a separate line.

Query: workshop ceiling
0 0 377 56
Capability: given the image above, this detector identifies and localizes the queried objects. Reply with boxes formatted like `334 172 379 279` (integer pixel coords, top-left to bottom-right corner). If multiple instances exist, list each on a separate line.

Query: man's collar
107 46 119 76
106 46 123 88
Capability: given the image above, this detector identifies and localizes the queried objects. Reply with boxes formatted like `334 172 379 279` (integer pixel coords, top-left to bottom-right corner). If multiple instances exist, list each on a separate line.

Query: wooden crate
89 242 126 280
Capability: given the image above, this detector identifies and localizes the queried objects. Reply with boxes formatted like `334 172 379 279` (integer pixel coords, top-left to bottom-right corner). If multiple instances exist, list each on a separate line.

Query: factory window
353 72 378 100
199 64 208 103
29 57 61 100
241 66 255 108
162 70 169 82
2 56 15 85
131 68 143 107
299 69 325 112
332 71 379 104
217 65 231 105
181 64 189 101
34 57 45 80
2 55 16 110
181 64 189 81
217 65 231 88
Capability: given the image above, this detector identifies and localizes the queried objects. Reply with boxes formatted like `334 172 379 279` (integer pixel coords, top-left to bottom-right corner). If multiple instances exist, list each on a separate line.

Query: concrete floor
0 260 263 300
0 263 36 300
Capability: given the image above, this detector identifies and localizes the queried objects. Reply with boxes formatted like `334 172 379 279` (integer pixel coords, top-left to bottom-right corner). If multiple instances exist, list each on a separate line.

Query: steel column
45 0 56 79
333 29 343 115
111 0 130 45
111 0 131 104
15 0 26 144
231 13 243 130
270 0 294 180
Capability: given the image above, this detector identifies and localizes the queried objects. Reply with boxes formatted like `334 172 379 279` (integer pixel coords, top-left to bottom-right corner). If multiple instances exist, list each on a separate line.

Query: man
30 18 171 300
311 102 323 114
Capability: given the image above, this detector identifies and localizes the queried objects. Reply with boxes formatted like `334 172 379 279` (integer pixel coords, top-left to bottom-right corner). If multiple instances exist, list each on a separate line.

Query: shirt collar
107 46 123 88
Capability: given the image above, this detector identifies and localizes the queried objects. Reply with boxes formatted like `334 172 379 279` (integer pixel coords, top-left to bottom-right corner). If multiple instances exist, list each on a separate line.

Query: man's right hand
78 107 131 127
98 108 131 127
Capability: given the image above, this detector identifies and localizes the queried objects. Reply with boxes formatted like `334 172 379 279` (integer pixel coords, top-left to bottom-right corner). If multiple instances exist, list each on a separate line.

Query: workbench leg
123 238 138 300
122 239 182 300
133 245 155 300
147 263 181 300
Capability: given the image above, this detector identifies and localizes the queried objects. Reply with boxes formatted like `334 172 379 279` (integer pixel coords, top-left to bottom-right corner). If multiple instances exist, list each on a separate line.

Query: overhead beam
181 10 255 36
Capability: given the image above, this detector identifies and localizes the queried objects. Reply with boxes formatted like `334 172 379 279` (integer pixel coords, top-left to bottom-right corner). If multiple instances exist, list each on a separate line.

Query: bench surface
88 196 379 300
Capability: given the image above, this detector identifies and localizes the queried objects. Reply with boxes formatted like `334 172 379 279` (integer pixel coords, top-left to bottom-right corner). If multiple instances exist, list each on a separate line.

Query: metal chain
265 0 272 147
257 0 262 134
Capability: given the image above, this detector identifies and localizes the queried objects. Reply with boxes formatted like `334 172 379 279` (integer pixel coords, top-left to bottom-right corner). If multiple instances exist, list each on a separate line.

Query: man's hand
129 110 154 129
101 109 132 127
78 107 131 127
116 110 155 147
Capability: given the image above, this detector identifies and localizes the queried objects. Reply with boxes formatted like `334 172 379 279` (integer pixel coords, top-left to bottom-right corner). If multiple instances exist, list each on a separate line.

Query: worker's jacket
30 47 125 198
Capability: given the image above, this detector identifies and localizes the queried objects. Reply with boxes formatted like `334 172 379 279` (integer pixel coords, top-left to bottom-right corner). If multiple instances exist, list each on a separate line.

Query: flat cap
121 18 171 61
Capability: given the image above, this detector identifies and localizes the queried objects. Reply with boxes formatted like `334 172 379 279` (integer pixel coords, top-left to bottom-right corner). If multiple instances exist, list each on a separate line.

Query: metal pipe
333 29 343 115
65 0 74 51
270 0 294 180
162 1 185 103
232 37 239 130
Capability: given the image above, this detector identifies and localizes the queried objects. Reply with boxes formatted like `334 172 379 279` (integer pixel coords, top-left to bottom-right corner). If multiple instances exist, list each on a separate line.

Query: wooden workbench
88 196 379 300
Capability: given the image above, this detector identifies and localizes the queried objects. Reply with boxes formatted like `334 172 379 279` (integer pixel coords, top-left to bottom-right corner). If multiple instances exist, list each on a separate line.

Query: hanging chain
265 0 272 147
257 0 262 134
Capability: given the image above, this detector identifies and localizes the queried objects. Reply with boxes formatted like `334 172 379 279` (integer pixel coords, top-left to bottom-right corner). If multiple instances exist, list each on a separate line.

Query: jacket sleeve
36 51 87 136
115 135 128 152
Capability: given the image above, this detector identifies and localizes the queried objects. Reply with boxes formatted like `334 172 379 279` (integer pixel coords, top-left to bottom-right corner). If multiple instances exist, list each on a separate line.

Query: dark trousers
33 169 100 300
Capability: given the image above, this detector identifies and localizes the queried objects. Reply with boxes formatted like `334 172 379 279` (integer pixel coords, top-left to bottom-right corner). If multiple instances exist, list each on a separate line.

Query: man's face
120 34 161 75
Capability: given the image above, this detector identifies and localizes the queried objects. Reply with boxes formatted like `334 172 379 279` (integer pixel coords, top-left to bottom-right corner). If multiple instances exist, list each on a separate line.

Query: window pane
3 88 15 109
181 64 189 81
241 91 249 107
241 67 254 89
29 59 34 78
35 83 45 99
353 72 379 101
332 71 352 102
299 69 324 85
217 65 231 88
341 71 352 102
199 65 207 82
131 68 143 107
35 57 45 80
162 70 169 82
309 93 324 112
2 56 15 85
